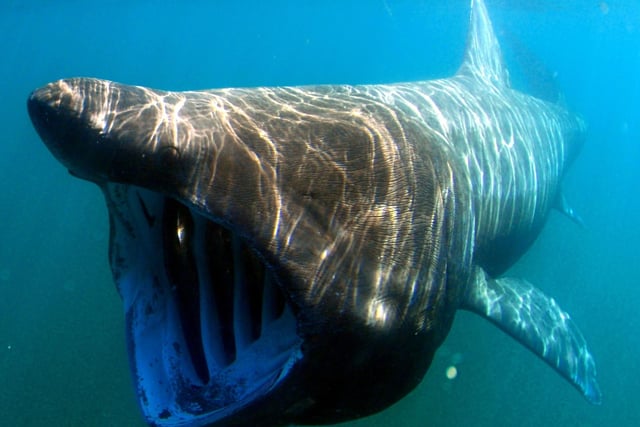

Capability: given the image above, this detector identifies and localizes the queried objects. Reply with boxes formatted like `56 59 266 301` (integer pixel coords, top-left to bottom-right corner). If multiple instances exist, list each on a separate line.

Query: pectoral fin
555 190 585 228
461 268 601 404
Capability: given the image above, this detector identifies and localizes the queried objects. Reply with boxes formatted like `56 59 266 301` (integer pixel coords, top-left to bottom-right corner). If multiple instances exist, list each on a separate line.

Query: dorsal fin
457 0 510 86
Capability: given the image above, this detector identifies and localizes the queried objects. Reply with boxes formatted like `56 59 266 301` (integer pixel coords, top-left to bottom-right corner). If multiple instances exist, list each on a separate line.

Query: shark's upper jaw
109 185 302 426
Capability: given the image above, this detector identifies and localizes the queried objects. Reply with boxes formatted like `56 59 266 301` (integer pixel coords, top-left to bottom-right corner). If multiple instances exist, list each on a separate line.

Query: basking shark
27 0 600 425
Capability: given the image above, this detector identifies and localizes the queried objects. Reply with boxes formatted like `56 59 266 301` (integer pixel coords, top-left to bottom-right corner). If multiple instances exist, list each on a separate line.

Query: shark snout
27 79 92 135
28 81 72 157
28 79 104 181
28 77 195 190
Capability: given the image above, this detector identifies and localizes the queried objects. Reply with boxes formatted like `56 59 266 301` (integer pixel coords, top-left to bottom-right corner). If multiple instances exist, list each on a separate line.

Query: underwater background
0 0 638 425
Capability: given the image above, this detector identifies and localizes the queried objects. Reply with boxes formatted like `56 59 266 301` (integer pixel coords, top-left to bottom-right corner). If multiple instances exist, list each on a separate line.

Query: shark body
27 0 600 425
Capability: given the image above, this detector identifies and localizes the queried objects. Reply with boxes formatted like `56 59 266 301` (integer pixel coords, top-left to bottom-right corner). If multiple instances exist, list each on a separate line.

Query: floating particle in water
446 365 458 380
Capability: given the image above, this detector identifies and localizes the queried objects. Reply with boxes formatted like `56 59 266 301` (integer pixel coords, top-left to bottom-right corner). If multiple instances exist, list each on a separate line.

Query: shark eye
159 144 181 163
155 145 184 182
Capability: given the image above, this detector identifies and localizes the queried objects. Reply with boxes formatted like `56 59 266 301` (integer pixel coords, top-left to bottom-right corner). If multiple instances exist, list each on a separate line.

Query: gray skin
27 0 600 426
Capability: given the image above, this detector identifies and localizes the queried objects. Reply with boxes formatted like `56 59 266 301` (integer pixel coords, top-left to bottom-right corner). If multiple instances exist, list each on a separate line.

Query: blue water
1 1 638 425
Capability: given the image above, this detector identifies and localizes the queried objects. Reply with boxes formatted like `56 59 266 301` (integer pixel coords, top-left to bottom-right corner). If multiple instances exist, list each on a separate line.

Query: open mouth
105 184 302 426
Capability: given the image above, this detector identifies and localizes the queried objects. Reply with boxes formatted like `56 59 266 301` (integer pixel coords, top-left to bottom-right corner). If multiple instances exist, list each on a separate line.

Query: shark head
28 76 455 426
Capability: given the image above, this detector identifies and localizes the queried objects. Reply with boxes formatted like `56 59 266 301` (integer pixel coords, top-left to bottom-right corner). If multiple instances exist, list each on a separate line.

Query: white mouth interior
106 185 301 425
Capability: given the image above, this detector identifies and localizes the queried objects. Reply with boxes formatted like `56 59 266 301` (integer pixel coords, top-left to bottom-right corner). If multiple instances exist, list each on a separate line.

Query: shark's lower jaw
105 185 302 426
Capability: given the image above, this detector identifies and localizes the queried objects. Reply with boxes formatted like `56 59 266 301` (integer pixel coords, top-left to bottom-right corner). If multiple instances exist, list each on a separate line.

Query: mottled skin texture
27 0 599 425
